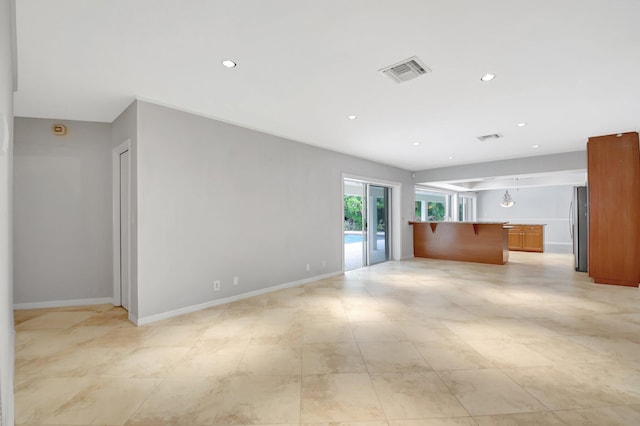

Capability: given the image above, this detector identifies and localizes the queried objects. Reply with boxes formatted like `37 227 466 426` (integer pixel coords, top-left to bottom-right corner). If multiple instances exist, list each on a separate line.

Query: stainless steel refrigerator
571 186 588 272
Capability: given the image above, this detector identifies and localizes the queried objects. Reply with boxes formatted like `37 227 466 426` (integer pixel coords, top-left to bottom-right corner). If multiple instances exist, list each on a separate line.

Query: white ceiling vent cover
380 56 431 83
477 133 503 142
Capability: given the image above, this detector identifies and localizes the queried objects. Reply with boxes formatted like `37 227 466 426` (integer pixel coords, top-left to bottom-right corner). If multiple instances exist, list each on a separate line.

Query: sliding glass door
344 180 365 271
367 185 389 265
344 179 391 270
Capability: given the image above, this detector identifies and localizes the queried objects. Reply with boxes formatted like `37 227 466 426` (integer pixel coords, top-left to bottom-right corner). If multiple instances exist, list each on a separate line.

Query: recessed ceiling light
516 122 527 127
480 73 496 82
532 144 540 149
222 60 237 68
412 142 421 146
347 115 357 120
448 156 454 160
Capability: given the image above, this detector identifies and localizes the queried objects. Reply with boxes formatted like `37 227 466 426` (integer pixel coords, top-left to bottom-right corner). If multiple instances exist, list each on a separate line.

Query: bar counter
409 221 509 265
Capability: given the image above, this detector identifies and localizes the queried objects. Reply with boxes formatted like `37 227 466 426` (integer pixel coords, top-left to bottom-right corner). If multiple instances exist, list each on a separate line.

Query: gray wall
477 185 574 252
0 0 15 422
112 101 139 321
136 101 414 319
13 118 113 303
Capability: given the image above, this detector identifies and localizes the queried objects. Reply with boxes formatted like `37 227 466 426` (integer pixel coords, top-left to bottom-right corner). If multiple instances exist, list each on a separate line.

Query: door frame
112 139 131 308
341 173 402 272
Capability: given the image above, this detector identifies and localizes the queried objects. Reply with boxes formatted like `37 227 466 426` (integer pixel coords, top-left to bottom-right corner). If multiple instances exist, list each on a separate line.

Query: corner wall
111 101 139 321
13 118 113 306
0 0 15 422
477 185 574 253
136 101 414 320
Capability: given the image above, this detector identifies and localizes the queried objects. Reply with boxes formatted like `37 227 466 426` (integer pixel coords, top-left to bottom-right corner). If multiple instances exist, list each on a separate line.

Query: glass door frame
342 174 401 272
366 184 390 266
343 179 366 271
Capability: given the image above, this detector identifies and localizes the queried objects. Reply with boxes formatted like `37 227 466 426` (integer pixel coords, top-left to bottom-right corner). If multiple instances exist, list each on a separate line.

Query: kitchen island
409 221 509 265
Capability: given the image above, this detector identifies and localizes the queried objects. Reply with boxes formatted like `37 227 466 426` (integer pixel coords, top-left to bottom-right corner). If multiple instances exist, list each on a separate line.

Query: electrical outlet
306 264 310 272
233 276 239 286
213 280 221 291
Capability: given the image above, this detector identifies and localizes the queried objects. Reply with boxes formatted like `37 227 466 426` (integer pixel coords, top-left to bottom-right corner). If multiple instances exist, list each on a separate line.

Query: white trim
10 0 17 91
14 297 114 310
343 173 402 189
135 271 343 326
414 184 455 195
472 196 478 221
544 242 573 254
112 139 131 308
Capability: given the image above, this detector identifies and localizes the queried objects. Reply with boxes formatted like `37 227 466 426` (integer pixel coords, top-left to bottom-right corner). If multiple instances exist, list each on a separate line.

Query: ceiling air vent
380 56 431 83
477 133 503 142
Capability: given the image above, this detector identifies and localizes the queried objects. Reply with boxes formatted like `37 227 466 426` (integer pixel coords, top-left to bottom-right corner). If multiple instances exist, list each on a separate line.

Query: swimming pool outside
343 232 387 270
344 233 385 244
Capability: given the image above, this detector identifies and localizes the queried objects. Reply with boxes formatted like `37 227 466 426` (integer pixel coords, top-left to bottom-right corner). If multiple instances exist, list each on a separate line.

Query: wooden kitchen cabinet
508 224 544 252
508 226 523 248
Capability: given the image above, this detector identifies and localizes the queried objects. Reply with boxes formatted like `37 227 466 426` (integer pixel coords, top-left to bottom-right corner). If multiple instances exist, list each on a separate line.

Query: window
458 194 476 222
414 188 451 221
415 187 476 222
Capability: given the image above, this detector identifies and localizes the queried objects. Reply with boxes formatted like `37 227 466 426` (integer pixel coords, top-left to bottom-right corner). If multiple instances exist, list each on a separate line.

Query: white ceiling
13 0 640 171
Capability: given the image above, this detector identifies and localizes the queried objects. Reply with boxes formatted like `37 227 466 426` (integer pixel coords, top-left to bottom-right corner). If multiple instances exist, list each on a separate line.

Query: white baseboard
135 271 343 326
545 242 573 253
13 297 114 310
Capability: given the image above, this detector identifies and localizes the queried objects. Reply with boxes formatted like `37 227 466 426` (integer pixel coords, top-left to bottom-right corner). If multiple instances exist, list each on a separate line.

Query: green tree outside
428 202 445 221
344 195 362 230
415 200 446 221
345 195 387 231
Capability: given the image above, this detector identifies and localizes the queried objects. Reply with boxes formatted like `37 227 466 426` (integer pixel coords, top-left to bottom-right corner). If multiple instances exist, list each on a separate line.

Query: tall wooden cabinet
587 131 640 287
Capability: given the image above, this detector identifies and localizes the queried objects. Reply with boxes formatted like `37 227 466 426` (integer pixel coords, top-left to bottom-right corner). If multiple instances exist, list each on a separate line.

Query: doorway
343 179 391 271
113 140 131 310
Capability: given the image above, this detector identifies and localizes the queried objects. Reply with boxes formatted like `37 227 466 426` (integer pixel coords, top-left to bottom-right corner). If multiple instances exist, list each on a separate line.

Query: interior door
119 150 130 310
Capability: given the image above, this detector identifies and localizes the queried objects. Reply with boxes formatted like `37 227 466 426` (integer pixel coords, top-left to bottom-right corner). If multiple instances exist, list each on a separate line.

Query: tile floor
13 252 640 425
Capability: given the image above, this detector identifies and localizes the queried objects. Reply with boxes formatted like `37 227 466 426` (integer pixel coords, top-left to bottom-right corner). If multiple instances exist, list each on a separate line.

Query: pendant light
500 178 517 208
500 190 515 208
